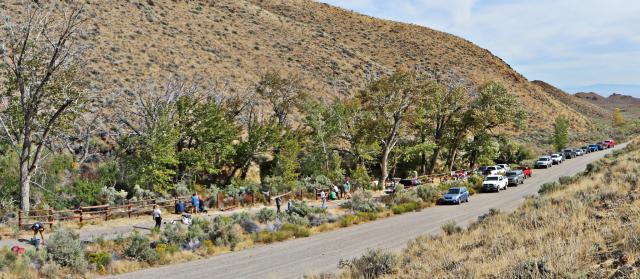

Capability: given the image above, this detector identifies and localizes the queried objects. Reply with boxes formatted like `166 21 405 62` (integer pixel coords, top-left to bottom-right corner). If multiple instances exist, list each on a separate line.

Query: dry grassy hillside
533 80 611 122
576 92 640 120
0 0 602 133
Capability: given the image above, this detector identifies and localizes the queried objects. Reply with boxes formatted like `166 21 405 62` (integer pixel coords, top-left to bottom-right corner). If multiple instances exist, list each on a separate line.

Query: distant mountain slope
532 81 610 122
0 0 603 133
575 92 640 119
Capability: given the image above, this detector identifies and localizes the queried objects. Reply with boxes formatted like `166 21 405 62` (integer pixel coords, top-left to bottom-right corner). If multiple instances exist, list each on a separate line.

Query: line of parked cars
425 139 615 205
535 139 616 169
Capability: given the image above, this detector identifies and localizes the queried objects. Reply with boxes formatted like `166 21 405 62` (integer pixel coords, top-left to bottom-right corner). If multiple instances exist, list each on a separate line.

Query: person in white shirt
152 205 162 229
320 190 327 209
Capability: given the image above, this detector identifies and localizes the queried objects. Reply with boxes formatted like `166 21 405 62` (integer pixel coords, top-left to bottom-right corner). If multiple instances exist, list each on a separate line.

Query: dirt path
106 144 626 279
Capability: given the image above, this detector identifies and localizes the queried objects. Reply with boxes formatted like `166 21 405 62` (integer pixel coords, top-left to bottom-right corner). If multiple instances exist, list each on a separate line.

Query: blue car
588 144 599 152
442 187 469 204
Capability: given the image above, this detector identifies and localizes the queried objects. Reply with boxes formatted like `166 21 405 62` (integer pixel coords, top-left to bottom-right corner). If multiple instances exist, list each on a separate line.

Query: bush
339 215 358 227
161 223 189 247
280 223 310 238
342 190 379 213
253 223 310 243
339 249 398 278
416 185 440 204
308 213 329 226
125 233 159 263
88 251 112 272
256 207 277 223
46 228 88 272
558 176 574 185
391 201 419 215
392 189 421 205
230 211 252 224
442 221 463 235
289 200 325 217
351 164 372 190
467 175 484 193
538 182 563 195
282 212 310 227
208 216 242 250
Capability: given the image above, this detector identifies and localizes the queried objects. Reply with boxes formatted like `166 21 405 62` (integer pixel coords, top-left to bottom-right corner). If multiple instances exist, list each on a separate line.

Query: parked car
482 175 508 192
575 149 585 156
605 139 616 148
506 170 525 186
399 179 421 187
551 154 564 164
482 165 505 176
581 146 591 153
596 142 607 150
516 166 533 178
497 164 511 172
563 149 576 159
588 144 599 152
441 187 469 204
535 156 553 168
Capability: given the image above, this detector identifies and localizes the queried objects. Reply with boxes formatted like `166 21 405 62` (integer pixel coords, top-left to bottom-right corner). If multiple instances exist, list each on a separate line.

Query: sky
321 0 640 96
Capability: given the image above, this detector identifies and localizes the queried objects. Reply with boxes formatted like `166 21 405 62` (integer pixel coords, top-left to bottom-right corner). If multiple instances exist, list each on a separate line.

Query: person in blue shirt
191 193 199 214
175 200 185 214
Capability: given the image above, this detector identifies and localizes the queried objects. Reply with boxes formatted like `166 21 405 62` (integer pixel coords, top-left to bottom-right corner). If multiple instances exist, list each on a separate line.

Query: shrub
339 215 358 227
442 221 463 235
46 228 88 272
351 164 372 190
88 251 112 272
230 211 252 224
40 262 61 279
538 182 563 195
558 176 574 185
282 212 310 227
308 213 329 226
391 201 419 215
256 207 277 223
416 185 440 204
467 175 484 193
161 223 189 247
208 216 242 250
356 211 377 222
280 223 310 238
339 249 398 278
125 233 159 263
392 189 421 205
289 200 325 217
342 190 379 213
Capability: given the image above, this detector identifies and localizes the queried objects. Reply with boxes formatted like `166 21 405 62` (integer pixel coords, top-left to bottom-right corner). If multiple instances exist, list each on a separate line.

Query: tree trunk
448 149 458 172
427 147 441 174
380 148 390 186
19 162 31 214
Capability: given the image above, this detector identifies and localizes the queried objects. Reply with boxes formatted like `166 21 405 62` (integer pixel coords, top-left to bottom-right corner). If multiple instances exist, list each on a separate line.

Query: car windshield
448 188 460 194
506 171 517 176
485 176 499 181
564 149 572 152
538 157 548 161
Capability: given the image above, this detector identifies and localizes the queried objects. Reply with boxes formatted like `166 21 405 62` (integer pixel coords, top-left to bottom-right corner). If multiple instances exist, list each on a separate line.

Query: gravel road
107 144 625 279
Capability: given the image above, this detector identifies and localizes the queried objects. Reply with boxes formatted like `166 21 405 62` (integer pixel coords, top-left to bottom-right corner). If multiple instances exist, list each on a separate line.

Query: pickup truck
535 156 553 168
551 154 564 164
497 164 511 172
563 149 576 159
482 165 505 176
604 139 616 148
482 175 508 192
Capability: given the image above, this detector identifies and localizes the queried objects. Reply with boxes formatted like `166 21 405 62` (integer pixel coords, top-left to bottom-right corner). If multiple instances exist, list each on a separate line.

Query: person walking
343 177 352 199
287 199 292 212
320 190 327 209
275 196 282 213
191 193 199 214
152 205 162 229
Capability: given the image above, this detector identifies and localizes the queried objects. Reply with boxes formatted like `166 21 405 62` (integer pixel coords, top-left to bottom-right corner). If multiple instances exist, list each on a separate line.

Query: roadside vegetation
333 140 640 278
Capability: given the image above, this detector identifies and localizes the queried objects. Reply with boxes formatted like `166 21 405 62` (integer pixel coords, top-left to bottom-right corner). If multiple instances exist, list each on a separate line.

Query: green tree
553 115 569 151
357 71 421 184
613 108 625 127
300 99 343 176
256 71 305 127
273 132 302 190
0 5 87 213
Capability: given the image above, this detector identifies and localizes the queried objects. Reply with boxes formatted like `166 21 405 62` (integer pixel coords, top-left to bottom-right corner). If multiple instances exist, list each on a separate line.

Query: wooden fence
18 196 193 229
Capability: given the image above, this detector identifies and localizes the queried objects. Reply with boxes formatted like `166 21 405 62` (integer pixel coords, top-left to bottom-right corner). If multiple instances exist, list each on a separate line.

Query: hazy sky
321 0 640 95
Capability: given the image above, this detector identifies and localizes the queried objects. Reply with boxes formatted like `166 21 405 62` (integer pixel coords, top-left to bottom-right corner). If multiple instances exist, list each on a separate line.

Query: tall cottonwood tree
358 71 420 184
0 5 87 213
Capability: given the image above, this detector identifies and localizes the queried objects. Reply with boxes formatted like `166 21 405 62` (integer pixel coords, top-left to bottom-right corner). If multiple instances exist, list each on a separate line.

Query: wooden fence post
18 210 22 228
105 207 110 221
127 203 132 218
48 209 54 229
79 208 83 223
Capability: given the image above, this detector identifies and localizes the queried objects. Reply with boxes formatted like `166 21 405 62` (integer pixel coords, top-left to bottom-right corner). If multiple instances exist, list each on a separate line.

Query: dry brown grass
339 140 640 278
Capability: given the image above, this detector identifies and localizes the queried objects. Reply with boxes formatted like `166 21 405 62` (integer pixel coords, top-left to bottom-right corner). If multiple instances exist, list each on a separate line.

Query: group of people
154 192 208 229
320 178 352 209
